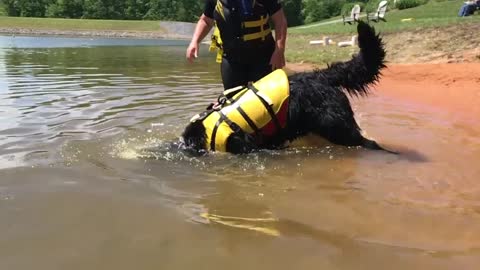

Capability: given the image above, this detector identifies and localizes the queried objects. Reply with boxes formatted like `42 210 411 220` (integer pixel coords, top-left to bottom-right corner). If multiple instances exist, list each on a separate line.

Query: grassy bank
0 16 166 33
287 0 480 65
290 0 480 34
2 0 476 34
0 0 479 65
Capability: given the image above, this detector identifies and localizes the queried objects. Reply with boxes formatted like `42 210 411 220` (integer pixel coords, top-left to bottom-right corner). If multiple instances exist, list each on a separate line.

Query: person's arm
186 14 214 63
269 8 288 70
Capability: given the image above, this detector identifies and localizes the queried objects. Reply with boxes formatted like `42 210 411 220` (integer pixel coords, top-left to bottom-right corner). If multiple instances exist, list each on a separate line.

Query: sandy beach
376 63 480 119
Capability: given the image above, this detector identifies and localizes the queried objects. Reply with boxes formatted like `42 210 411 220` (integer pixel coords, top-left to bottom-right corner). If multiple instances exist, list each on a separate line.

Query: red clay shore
287 62 480 121
375 63 480 119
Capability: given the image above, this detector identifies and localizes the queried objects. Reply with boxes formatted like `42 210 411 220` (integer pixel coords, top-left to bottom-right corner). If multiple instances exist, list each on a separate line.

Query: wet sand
376 63 480 121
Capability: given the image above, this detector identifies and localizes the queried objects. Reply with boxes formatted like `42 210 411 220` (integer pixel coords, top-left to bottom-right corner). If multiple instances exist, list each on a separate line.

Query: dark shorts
220 39 276 89
220 56 273 89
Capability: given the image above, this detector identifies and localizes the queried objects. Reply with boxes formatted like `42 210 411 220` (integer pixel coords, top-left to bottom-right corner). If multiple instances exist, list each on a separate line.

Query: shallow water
1 35 479 270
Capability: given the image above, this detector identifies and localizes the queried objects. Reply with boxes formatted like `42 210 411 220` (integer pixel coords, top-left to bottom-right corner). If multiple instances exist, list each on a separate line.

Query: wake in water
108 127 358 180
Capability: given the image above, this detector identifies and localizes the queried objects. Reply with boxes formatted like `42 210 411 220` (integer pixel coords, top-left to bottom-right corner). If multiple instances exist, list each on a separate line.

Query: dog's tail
320 21 386 97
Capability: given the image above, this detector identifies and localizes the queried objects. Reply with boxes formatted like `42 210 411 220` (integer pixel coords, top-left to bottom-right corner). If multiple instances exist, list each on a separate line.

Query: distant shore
0 19 199 40
0 28 192 40
1 20 479 66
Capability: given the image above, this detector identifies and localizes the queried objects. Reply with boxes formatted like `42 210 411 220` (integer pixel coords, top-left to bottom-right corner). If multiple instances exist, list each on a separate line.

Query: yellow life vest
209 25 224 63
191 69 290 152
209 0 272 63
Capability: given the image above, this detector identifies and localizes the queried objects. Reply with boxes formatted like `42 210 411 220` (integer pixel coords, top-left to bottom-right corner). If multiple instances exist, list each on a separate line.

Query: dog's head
180 120 208 155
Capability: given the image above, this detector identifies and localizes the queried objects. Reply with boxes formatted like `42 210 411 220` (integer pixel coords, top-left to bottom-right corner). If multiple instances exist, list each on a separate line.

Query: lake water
0 35 479 270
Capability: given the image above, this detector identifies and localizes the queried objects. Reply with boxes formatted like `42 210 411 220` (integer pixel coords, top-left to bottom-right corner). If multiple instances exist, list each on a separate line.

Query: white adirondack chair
342 4 361 25
367 0 388 22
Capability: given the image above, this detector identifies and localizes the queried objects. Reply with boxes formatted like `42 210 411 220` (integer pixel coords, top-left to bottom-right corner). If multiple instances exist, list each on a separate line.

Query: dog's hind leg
360 137 397 154
310 122 396 153
313 124 364 147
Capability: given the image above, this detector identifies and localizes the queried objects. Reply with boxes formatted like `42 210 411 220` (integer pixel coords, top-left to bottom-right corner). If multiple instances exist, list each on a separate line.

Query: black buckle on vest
217 95 228 106
206 94 230 111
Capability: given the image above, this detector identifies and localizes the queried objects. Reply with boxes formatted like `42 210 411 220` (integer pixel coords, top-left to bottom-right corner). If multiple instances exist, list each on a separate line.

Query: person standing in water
186 0 288 89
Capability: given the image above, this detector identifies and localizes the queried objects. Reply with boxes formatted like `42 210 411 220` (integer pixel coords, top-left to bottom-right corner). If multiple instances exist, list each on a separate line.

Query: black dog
181 21 391 154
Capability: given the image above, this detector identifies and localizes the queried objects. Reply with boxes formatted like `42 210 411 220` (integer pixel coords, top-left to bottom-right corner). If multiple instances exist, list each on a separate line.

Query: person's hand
186 42 199 63
270 47 285 70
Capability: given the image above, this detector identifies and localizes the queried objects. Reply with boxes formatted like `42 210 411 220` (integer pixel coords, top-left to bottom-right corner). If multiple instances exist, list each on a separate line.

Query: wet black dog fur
181 21 392 155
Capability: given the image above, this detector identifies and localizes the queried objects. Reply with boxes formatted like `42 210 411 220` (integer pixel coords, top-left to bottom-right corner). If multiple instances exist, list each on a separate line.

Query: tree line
2 0 203 21
2 0 383 26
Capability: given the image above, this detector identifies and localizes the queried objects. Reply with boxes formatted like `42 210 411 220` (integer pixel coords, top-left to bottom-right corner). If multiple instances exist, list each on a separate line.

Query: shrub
0 1 5 16
3 0 50 17
303 0 346 23
283 0 304 26
46 0 84 18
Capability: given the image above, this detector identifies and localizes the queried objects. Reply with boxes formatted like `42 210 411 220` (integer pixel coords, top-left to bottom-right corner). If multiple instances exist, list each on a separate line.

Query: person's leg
247 60 273 83
459 4 468 16
221 57 249 89
246 49 274 83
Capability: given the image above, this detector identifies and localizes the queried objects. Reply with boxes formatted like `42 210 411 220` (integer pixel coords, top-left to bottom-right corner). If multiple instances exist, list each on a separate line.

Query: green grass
0 16 166 33
287 36 358 66
1 0 477 35
290 0 480 35
286 0 480 65
1 0 478 34
0 0 477 65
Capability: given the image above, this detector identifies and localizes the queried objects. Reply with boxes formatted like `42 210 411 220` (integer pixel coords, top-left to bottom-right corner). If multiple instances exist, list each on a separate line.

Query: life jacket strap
247 82 283 133
243 15 269 28
210 111 242 151
224 86 266 134
209 25 223 64
223 85 245 98
235 105 260 136
221 85 249 105
215 0 226 20
190 109 215 123
243 15 270 41
243 28 271 42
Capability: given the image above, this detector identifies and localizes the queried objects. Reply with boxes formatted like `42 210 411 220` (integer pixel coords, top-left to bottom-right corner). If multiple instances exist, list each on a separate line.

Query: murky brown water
1 35 479 270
